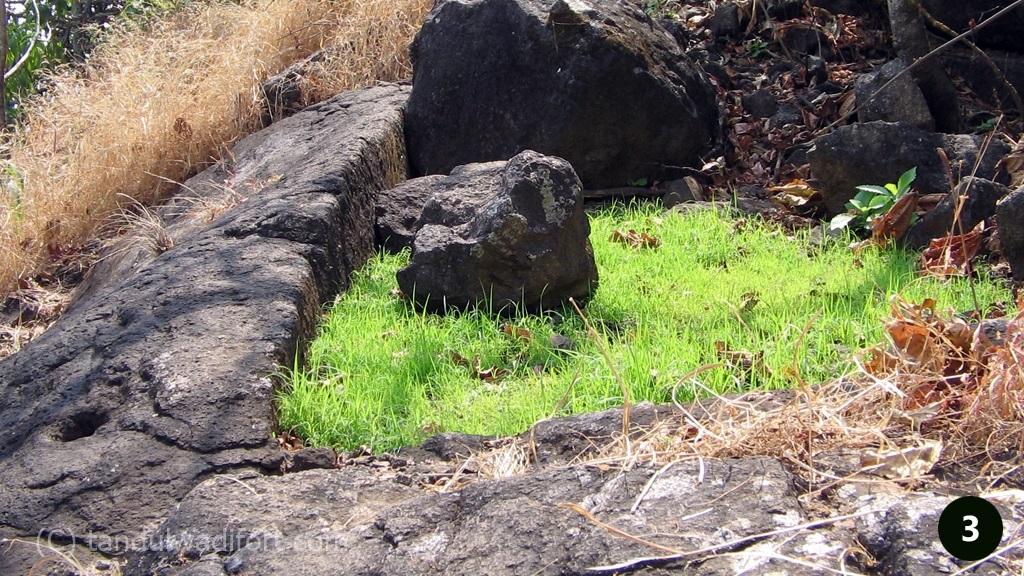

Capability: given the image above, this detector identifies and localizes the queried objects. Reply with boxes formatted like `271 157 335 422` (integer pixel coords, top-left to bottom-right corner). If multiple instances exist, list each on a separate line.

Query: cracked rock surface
0 83 410 574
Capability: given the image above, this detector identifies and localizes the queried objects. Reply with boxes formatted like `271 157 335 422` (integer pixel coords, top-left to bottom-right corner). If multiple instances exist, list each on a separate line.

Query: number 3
963 515 979 542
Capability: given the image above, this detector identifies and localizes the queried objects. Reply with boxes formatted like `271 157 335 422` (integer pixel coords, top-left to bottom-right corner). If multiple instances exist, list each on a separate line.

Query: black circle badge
938 496 1003 561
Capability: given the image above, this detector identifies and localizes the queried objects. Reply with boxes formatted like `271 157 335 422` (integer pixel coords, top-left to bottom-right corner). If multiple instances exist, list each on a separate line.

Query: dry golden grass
0 0 430 301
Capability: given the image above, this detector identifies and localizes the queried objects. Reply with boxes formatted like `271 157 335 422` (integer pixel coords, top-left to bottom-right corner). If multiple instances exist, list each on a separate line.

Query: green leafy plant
972 116 998 133
745 37 767 58
829 167 917 234
642 0 677 19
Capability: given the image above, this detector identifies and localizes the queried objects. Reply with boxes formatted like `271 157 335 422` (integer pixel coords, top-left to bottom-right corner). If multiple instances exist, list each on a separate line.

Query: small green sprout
829 167 917 235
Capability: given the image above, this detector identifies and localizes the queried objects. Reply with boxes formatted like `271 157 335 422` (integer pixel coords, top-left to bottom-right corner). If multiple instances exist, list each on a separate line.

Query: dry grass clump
0 0 430 302
0 277 72 357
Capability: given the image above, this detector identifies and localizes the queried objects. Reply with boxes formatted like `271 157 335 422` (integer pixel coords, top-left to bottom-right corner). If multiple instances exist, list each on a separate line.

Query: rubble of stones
3 0 1024 574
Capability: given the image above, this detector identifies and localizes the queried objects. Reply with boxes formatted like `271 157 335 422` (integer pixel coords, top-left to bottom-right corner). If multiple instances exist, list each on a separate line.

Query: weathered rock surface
122 402 1023 576
397 150 598 313
131 456 832 576
903 177 1011 249
887 0 961 132
0 84 409 574
807 121 1010 215
997 186 1024 279
857 493 1013 576
856 58 934 130
403 0 720 189
375 174 444 253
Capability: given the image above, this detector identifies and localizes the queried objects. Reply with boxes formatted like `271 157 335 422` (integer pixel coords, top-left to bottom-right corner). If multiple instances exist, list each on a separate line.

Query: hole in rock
51 411 109 442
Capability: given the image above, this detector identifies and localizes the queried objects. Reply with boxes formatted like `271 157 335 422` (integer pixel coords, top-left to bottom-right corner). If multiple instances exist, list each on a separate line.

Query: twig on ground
565 506 883 575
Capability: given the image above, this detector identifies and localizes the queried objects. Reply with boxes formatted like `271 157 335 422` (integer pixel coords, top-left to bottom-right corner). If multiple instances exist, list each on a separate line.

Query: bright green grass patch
278 204 1012 452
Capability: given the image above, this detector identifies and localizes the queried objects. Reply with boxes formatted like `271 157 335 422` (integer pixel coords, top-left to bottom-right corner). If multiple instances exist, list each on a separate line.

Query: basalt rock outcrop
902 177 1013 250
375 174 444 253
997 187 1024 279
125 402 1021 576
7 2 1024 574
396 150 598 313
403 0 720 189
807 121 1010 215
0 83 410 574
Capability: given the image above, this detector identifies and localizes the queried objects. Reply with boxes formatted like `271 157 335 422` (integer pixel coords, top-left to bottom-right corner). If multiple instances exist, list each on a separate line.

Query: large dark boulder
807 121 1010 215
997 187 1024 279
404 0 720 189
903 177 1012 249
887 0 961 132
0 84 409 574
855 58 934 130
397 150 597 313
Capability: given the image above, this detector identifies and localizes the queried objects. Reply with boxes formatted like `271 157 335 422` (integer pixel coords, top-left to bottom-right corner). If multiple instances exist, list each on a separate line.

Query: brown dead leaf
886 317 935 364
920 222 984 279
870 191 918 246
863 345 901 375
768 179 821 208
714 340 761 371
944 317 974 352
903 381 950 412
770 193 813 208
610 229 661 249
859 440 942 479
767 179 818 197
502 324 534 342
477 366 507 382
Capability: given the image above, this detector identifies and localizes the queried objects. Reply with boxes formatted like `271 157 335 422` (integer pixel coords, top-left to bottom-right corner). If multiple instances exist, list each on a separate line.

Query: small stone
549 333 577 351
741 89 779 119
224 555 244 575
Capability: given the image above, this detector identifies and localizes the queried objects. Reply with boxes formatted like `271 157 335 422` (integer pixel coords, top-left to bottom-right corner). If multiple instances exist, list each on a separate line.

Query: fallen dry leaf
502 324 534 342
920 222 984 279
859 440 942 480
767 179 818 197
870 191 918 246
610 229 661 249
